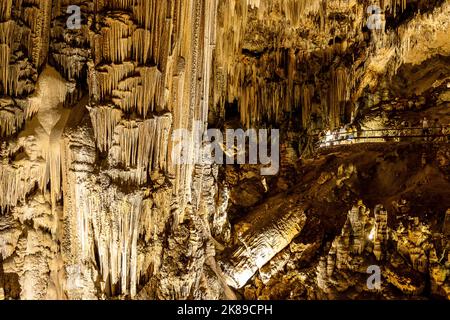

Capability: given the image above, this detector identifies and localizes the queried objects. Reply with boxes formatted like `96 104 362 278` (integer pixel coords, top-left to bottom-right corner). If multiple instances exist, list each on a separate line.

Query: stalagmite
220 197 306 289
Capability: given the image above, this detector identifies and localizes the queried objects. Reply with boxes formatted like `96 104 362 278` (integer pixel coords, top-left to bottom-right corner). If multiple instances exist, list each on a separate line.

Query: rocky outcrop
237 143 450 300
220 197 306 289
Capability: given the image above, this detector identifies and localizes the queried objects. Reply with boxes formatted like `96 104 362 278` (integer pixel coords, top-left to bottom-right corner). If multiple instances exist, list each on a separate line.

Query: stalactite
383 0 409 16
132 0 170 67
282 0 321 27
92 16 134 64
328 66 348 129
62 124 146 297
95 62 135 103
0 43 9 94
301 84 314 128
92 63 165 118
15 0 53 69
85 188 144 297
0 101 25 137
51 52 87 82
352 0 450 112
88 105 123 153
2 0 221 299
0 159 46 213
112 66 164 117
214 0 399 130
0 18 14 95
0 0 12 21
110 114 172 176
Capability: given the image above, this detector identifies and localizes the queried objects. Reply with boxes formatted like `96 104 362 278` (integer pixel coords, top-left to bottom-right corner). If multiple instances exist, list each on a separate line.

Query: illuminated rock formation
220 196 306 289
0 0 449 301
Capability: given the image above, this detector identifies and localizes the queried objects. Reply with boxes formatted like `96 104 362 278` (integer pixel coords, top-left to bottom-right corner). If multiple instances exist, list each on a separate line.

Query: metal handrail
314 125 450 148
310 126 449 136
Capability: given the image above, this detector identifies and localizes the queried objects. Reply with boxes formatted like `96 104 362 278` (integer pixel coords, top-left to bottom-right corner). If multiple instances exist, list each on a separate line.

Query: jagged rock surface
0 0 449 300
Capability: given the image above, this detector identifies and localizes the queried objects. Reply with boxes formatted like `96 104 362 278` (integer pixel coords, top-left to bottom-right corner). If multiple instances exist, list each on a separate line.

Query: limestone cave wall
0 0 449 300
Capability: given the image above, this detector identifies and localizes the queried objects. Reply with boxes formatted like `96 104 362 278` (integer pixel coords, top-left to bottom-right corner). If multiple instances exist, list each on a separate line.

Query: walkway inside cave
316 125 449 148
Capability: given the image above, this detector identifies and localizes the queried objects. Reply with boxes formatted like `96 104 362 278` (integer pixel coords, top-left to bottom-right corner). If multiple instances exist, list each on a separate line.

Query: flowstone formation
0 0 449 300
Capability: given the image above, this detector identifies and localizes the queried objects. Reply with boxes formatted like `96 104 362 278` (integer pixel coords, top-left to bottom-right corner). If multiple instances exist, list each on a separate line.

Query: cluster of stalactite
80 0 218 200
58 0 221 298
0 0 449 301
0 0 48 137
0 0 222 300
212 0 356 129
0 0 58 213
211 0 440 131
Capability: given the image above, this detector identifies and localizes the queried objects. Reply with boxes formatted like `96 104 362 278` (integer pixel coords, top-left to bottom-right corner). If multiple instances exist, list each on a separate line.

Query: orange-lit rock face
0 0 449 300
